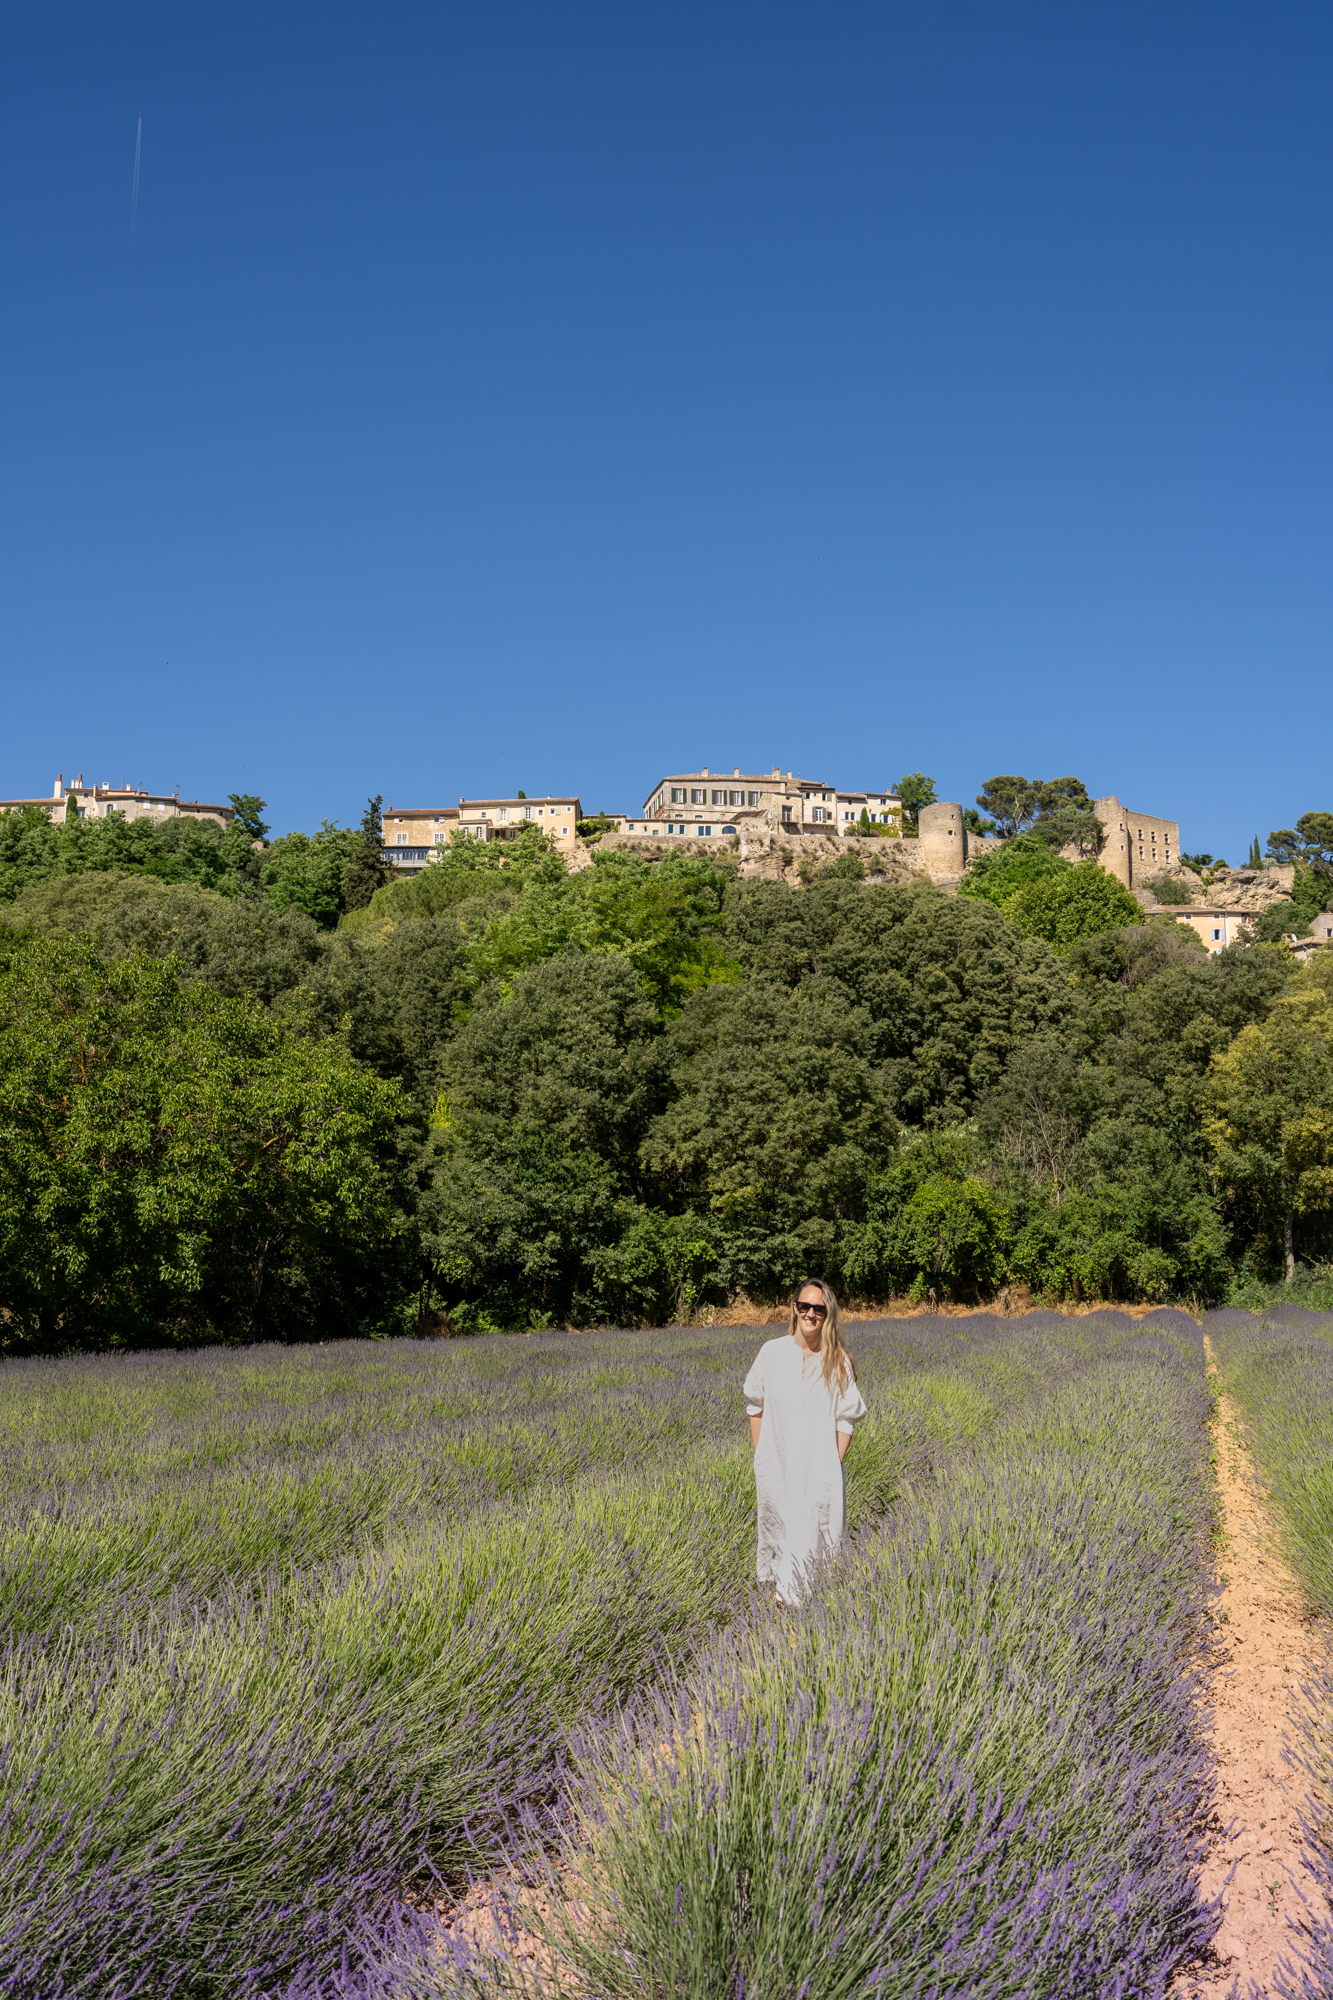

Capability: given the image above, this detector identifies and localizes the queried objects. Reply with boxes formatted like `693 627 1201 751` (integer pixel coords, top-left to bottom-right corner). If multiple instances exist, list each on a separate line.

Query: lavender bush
0 1314 1211 1996
428 1328 1220 1999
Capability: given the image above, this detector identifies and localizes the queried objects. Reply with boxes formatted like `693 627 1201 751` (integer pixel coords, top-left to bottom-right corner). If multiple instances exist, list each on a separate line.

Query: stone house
379 796 582 874
640 768 901 836
0 773 235 829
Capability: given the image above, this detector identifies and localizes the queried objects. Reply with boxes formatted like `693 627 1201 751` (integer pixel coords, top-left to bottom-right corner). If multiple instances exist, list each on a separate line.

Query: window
702 825 713 835
1213 928 1222 941
396 832 408 844
691 788 705 805
497 807 508 821
747 791 760 807
710 789 722 805
434 832 448 844
670 788 684 804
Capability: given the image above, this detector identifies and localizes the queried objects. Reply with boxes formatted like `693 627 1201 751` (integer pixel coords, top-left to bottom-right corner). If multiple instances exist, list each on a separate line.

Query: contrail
130 116 142 244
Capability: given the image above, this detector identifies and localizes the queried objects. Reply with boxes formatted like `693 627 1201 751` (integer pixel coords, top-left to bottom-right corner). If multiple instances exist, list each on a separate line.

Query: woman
743 1280 867 1605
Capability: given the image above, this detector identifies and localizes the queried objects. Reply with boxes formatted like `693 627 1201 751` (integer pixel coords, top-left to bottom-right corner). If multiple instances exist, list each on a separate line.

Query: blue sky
2 2 1330 857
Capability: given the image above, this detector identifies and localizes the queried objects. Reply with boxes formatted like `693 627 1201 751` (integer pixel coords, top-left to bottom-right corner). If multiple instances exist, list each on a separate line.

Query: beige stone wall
1095 796 1180 886
918 801 966 877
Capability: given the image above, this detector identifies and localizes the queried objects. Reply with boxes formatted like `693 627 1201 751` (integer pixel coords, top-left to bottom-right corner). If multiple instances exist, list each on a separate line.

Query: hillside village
372 763 1333 957
4 763 1332 956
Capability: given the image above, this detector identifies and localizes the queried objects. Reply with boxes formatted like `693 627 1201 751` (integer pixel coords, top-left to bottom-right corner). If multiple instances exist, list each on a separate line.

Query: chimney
76 773 84 789
702 767 709 777
733 767 739 777
53 774 63 799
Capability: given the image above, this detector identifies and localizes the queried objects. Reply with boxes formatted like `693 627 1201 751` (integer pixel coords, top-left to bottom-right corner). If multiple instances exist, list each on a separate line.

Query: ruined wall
918 801 966 877
1095 796 1180 887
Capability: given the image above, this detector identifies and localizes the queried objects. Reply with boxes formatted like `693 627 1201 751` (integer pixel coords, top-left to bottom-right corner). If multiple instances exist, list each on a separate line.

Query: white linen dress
743 1336 868 1604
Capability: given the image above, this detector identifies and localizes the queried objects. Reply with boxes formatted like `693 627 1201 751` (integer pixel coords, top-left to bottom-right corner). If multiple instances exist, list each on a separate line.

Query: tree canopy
1 800 1330 1338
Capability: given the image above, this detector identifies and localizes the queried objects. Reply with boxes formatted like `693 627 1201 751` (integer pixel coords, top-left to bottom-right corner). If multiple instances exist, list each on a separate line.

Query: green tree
1031 803 1104 858
0 873 327 1008
423 954 675 1325
342 796 391 912
0 805 60 902
642 979 899 1294
1251 902 1311 944
958 833 1070 910
1267 812 1333 879
221 793 269 895
1004 862 1143 955
1248 836 1263 869
895 773 937 832
842 1136 1012 1301
462 849 741 1015
975 776 1038 839
1206 987 1333 1281
0 932 409 1344
263 823 363 929
975 776 1096 847
226 794 271 842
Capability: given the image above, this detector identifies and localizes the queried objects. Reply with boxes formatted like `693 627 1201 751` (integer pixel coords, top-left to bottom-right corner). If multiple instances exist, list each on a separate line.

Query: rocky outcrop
1134 864 1296 913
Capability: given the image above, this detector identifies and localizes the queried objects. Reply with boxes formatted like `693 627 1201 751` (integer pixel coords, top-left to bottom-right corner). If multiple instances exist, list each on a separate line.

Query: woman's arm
836 1427 852 1463
749 1412 762 1452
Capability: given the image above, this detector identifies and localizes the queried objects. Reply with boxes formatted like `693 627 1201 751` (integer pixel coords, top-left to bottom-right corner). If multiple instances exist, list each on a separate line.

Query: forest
1 793 1332 1346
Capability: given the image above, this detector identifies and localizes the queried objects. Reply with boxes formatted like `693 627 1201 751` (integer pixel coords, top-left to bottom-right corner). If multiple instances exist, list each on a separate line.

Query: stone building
640 767 901 835
0 773 235 829
1094 797 1180 887
379 795 582 875
381 806 460 874
1168 908 1258 954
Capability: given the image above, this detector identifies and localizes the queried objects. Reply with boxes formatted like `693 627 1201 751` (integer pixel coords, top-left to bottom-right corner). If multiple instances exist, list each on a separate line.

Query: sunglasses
794 1301 827 1319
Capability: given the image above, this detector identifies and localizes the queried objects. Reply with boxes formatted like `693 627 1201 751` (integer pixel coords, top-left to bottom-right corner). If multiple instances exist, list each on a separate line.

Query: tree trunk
1284 1211 1296 1285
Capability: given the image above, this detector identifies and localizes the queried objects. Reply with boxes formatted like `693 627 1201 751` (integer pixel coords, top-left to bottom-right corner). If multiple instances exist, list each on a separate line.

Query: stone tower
919 801 966 875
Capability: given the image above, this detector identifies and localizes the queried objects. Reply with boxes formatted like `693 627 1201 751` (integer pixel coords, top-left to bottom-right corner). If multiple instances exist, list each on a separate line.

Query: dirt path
1180 1338 1315 1996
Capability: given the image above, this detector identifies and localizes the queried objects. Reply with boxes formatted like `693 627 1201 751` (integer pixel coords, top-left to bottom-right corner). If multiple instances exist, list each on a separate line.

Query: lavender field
0 1313 1254 1997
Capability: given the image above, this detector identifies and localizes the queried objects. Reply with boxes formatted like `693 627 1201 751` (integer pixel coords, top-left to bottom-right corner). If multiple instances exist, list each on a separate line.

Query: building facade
1094 797 1180 887
1168 908 1256 953
641 767 901 835
0 774 235 829
381 807 460 874
456 796 581 843
380 796 583 874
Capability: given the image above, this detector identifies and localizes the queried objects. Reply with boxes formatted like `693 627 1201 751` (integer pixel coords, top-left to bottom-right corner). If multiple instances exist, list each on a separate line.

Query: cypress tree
342 795 390 911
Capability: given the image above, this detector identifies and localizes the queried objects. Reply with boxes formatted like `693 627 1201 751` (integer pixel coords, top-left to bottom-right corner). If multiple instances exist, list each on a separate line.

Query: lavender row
412 1328 1219 1999
0 1312 1200 1996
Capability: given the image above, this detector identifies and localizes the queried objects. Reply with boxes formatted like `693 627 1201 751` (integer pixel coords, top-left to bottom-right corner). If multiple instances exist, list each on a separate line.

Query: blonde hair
790 1279 855 1392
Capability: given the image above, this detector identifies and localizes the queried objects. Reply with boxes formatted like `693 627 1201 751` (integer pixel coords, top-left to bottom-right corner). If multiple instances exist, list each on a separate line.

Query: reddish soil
1179 1340 1318 1996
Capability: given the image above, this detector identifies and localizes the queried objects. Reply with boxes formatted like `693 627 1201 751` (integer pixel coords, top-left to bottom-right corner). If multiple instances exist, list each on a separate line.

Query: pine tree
1249 836 1263 869
342 795 390 912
